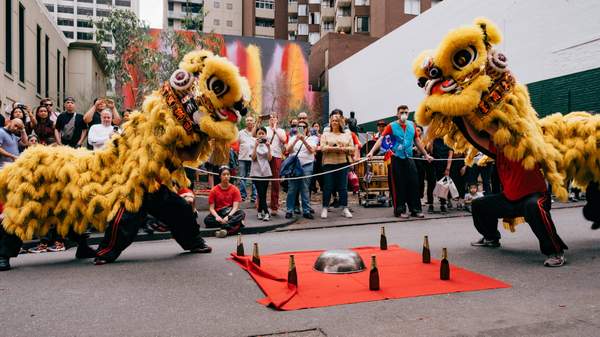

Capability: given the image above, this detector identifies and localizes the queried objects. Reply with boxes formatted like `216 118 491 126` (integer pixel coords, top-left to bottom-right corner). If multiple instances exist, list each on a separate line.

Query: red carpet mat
230 245 510 311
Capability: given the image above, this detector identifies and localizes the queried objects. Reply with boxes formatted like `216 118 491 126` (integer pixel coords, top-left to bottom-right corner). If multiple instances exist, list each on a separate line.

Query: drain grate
248 328 327 337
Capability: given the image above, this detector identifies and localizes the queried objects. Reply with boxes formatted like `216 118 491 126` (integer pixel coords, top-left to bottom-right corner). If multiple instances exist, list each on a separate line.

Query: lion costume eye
452 46 477 69
207 75 229 97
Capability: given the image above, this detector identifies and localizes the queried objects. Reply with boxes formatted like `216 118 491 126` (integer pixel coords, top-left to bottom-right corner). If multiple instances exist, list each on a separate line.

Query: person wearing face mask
367 105 433 218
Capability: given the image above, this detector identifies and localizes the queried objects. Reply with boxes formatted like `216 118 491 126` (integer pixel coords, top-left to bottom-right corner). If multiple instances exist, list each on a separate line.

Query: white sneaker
342 208 353 218
263 213 270 221
321 208 328 219
215 229 227 238
257 211 264 220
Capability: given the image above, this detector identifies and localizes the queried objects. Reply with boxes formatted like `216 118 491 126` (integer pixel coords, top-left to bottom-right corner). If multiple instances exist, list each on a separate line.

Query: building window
354 0 369 5
309 0 321 4
63 31 74 38
298 4 307 16
213 19 220 26
404 0 420 15
5 0 12 74
58 18 75 26
57 5 74 14
19 2 25 83
96 0 112 5
255 18 274 28
227 3 233 9
288 15 298 23
77 20 93 28
45 4 54 12
298 23 308 35
77 7 93 16
78 0 94 3
57 50 61 104
214 1 220 8
256 0 274 9
355 16 369 32
36 25 41 94
77 32 94 40
310 12 320 24
45 35 49 97
309 32 320 44
115 0 131 7
97 9 111 17
431 0 443 6
226 20 232 27
168 2 174 11
182 3 202 13
288 32 296 41
168 19 174 27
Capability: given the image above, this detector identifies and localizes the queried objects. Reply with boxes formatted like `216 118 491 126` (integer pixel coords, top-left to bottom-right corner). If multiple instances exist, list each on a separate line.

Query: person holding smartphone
285 121 318 219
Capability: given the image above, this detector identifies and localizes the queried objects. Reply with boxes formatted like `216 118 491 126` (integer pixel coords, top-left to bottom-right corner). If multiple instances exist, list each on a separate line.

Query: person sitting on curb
204 166 246 238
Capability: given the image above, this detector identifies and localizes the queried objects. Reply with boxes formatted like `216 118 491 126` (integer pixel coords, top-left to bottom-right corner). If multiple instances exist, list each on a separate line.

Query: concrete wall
328 0 600 124
67 46 107 110
1 0 70 113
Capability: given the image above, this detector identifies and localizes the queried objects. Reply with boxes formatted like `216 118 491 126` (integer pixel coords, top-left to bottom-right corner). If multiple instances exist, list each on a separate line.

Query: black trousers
387 156 421 214
96 185 207 263
253 179 270 214
203 208 245 233
415 159 435 205
584 181 600 222
450 159 466 199
0 226 88 258
472 192 567 255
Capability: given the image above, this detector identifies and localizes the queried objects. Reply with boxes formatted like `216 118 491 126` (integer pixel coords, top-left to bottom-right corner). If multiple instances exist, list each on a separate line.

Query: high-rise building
163 0 287 39
288 0 443 45
42 0 140 55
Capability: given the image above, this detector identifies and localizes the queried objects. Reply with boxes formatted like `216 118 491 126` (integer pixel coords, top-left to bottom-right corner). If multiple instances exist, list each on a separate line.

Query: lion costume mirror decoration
0 50 250 241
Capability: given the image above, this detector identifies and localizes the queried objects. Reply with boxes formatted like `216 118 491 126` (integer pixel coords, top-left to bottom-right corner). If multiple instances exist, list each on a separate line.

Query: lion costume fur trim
0 50 248 241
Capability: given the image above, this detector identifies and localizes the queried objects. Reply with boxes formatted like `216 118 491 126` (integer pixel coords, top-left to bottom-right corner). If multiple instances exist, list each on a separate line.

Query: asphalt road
1 207 599 337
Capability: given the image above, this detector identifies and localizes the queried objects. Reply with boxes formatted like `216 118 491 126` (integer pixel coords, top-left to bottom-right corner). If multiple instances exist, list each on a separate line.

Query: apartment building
1 0 107 114
288 0 443 44
164 0 287 39
42 0 140 55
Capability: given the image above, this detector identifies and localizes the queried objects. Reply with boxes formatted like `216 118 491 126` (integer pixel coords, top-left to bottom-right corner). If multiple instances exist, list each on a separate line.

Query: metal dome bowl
313 249 366 274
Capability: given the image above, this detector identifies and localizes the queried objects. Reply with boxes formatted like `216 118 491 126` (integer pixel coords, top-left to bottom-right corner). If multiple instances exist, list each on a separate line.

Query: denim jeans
286 162 314 214
238 160 256 200
322 164 348 207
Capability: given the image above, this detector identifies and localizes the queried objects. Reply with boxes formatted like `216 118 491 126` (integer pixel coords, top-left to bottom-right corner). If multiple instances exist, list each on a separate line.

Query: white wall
329 0 600 124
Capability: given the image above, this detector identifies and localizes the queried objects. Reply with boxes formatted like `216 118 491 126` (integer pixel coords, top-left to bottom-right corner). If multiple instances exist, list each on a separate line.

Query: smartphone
260 114 270 121
297 126 305 135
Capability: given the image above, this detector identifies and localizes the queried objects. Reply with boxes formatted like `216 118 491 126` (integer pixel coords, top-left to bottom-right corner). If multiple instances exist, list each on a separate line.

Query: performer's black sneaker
0 256 11 271
93 257 109 265
470 237 501 248
75 244 97 259
189 243 212 254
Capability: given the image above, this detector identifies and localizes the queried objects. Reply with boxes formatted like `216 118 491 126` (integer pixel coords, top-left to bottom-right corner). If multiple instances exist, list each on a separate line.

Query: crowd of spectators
0 96 129 253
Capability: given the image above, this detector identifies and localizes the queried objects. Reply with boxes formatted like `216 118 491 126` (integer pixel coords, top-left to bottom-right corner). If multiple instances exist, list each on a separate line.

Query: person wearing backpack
54 97 87 148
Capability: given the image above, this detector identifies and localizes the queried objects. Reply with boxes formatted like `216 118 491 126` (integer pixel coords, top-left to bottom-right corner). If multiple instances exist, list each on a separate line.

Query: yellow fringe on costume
0 50 250 241
413 18 600 205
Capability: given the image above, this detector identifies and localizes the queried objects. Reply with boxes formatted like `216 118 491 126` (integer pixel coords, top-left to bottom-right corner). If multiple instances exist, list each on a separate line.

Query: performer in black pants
94 185 212 265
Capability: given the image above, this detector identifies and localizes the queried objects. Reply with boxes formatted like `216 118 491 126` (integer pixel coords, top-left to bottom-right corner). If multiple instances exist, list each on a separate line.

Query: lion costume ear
473 17 502 46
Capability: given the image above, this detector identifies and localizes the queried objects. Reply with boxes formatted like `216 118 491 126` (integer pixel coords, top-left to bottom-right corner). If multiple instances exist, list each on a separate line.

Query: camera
113 126 119 132
258 138 267 144
17 104 26 109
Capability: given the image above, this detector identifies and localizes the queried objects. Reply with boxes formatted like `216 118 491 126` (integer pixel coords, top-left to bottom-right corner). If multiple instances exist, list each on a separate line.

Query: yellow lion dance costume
413 17 600 203
0 50 250 242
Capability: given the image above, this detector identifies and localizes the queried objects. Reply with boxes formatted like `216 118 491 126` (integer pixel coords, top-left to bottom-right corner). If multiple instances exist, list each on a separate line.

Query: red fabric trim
537 195 561 253
97 207 125 256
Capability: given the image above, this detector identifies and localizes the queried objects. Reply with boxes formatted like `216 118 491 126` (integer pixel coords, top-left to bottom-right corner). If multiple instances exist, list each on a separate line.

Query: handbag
348 170 359 193
279 143 304 178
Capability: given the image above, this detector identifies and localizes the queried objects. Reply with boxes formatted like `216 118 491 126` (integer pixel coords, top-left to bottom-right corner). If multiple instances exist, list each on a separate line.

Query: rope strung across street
185 156 468 182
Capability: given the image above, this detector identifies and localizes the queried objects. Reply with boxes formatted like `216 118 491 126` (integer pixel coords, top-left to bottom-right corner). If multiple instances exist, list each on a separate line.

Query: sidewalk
21 197 585 249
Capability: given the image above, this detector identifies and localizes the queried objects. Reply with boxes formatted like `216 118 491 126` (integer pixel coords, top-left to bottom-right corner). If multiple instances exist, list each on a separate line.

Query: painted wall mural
122 30 318 123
